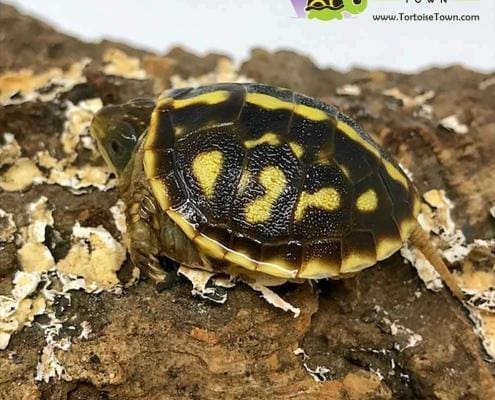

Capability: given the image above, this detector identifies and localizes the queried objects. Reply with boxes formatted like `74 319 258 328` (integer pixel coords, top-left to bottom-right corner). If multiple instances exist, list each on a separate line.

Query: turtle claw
130 248 169 287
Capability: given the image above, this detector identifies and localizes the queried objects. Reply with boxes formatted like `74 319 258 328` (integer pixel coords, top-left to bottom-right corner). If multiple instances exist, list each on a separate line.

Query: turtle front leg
127 191 174 289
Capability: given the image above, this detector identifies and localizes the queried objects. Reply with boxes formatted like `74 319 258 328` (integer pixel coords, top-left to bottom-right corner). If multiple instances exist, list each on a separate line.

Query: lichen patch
170 58 250 88
403 189 495 361
61 98 103 156
382 88 435 108
0 157 44 191
0 272 46 350
103 48 147 80
0 209 16 243
0 59 89 105
57 224 126 290
439 115 469 135
0 133 21 168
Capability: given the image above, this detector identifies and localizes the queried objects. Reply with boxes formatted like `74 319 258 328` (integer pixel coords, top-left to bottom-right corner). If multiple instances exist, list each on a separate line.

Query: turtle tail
409 224 464 302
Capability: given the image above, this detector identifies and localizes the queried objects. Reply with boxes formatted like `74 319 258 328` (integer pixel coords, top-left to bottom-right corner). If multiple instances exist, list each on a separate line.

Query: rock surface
0 3 494 400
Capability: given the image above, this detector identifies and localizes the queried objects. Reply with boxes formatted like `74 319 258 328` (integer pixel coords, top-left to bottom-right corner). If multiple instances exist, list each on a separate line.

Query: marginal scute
341 231 377 273
160 90 230 109
145 109 175 150
383 159 409 189
261 242 302 278
245 92 328 121
149 178 170 211
336 120 381 158
143 148 175 179
299 240 342 279
166 209 197 240
224 250 257 272
246 92 294 113
293 104 328 121
193 234 227 259
298 258 340 279
376 236 403 261
399 217 418 242
256 260 298 279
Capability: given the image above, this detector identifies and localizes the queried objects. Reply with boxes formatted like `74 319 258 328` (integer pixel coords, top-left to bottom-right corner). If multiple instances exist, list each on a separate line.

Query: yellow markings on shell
341 253 376 274
294 187 340 221
192 150 224 199
356 189 378 213
166 210 197 240
245 93 327 121
245 166 286 224
143 149 161 179
246 93 293 112
383 159 409 189
144 108 161 151
294 104 328 121
244 133 280 149
256 260 298 279
399 218 418 242
376 237 402 261
298 259 341 279
194 234 227 260
289 142 304 159
336 120 381 159
412 192 421 217
224 250 257 271
149 178 170 211
159 90 230 110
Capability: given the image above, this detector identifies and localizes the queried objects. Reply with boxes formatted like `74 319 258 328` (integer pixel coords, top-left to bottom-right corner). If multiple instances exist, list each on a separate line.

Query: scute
144 83 420 279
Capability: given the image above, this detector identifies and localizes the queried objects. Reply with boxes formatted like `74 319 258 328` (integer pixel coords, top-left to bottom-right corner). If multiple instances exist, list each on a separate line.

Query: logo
291 0 368 21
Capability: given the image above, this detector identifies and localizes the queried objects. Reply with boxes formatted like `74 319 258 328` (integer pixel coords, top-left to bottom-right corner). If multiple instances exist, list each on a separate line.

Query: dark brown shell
142 83 420 279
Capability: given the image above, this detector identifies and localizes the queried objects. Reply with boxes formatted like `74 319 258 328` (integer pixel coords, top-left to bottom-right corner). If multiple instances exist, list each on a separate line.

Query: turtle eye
110 139 121 154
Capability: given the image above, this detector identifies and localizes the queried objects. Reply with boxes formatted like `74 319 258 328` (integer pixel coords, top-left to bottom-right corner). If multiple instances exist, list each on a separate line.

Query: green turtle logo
305 0 367 21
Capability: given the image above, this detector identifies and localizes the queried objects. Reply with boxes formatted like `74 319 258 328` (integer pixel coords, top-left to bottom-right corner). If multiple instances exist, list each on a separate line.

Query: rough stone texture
1 3 494 400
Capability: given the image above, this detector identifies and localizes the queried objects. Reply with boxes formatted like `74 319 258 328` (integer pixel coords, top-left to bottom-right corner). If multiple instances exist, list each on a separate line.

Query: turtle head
90 98 155 174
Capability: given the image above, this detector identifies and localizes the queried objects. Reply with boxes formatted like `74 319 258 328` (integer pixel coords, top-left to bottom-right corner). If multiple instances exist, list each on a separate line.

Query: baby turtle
90 83 462 300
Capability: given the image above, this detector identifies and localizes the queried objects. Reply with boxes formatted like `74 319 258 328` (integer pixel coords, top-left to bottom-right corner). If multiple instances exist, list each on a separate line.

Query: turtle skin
138 83 420 280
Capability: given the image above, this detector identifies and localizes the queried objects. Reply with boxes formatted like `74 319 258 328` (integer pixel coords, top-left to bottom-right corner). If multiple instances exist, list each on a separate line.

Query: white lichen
246 282 301 318
0 208 16 243
170 58 250 88
294 347 331 382
439 115 469 135
0 157 44 191
178 266 228 304
0 271 46 350
336 84 361 96
57 224 126 290
0 133 21 168
382 88 435 108
0 59 89 105
103 48 147 80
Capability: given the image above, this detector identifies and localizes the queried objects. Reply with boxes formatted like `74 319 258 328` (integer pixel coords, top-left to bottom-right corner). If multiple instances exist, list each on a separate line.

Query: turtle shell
143 83 420 279
306 0 344 12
